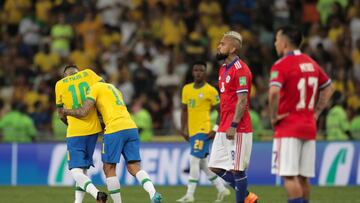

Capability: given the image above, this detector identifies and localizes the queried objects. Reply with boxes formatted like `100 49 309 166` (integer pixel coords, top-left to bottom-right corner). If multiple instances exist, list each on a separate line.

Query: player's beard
216 52 228 61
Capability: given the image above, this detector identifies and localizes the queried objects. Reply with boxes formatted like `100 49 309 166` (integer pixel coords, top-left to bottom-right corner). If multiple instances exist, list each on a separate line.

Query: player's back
55 69 102 137
87 82 136 134
270 51 331 139
182 82 219 136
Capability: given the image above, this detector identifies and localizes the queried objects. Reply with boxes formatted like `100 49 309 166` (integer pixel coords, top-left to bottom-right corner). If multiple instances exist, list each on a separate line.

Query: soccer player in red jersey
209 31 258 203
269 26 334 203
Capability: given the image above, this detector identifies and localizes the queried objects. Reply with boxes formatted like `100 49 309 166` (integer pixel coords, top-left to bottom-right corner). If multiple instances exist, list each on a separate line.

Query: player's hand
271 113 289 128
226 127 236 140
181 130 189 142
208 130 216 140
314 111 320 121
58 108 65 117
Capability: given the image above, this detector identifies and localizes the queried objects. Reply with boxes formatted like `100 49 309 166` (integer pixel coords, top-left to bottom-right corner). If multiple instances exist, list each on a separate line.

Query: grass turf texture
0 186 358 203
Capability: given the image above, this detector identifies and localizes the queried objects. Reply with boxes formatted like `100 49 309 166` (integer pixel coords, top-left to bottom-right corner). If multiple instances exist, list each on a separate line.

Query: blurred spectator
326 91 353 140
226 0 256 28
35 0 53 25
51 111 67 141
18 11 41 57
3 0 31 36
352 39 360 81
76 11 102 57
0 102 37 142
131 94 153 142
50 13 74 57
207 17 230 55
69 38 95 70
34 43 61 74
272 0 290 29
317 0 348 25
198 0 221 29
350 108 360 139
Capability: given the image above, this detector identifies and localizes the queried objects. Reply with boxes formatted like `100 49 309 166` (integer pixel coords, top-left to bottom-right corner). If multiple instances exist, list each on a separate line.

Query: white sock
187 156 200 196
136 170 156 199
71 168 99 199
200 158 226 192
74 183 86 203
106 176 122 203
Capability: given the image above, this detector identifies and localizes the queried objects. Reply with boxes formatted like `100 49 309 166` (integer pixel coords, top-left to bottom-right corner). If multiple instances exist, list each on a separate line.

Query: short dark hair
63 65 79 73
277 26 303 47
192 61 207 69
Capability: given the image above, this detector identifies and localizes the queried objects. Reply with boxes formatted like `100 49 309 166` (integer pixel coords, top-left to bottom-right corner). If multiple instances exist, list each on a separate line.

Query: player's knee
127 161 141 176
103 163 116 177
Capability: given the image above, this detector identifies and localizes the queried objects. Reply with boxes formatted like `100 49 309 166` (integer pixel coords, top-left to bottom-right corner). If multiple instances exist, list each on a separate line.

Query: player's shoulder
205 82 217 91
183 83 194 90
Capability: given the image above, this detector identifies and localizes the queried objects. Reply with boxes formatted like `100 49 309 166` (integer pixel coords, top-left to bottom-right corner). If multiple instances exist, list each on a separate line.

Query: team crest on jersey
199 93 204 98
219 76 221 80
226 75 231 83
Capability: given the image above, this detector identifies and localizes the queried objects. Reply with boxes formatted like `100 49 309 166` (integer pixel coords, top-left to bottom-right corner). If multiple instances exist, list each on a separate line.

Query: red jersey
218 57 252 133
269 50 331 140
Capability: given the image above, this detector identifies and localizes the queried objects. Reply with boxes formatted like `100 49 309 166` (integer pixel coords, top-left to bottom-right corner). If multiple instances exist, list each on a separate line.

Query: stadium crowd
0 0 359 142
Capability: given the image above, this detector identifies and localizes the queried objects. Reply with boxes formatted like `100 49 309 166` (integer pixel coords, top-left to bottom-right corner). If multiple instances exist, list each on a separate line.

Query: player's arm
63 99 95 118
180 104 189 141
314 83 334 121
209 104 220 139
268 86 288 128
57 107 68 125
226 92 248 140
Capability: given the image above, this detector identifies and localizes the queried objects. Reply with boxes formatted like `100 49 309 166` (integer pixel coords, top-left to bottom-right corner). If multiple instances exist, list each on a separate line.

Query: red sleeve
318 66 331 90
234 69 250 94
269 63 284 88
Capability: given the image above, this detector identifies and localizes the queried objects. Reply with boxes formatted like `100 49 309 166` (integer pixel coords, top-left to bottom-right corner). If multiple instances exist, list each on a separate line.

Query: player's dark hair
63 65 79 73
277 26 303 47
192 61 207 69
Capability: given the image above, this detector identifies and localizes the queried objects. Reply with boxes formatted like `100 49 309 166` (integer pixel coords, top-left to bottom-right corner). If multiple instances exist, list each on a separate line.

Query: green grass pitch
0 186 359 203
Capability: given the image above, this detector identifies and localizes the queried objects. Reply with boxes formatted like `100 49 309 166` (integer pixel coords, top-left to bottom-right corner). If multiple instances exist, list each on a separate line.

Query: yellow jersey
55 69 103 137
182 82 219 136
86 82 137 134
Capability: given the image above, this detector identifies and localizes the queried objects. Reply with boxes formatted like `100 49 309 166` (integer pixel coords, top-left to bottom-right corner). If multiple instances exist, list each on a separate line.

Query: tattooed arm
63 99 95 118
226 93 248 140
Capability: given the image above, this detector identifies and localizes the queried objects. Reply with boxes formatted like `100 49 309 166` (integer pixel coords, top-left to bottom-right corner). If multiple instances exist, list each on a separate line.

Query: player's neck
225 55 238 65
193 81 205 89
283 47 297 56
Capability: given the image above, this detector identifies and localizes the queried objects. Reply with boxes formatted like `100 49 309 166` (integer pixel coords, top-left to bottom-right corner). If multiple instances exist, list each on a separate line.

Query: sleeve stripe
269 81 282 88
236 89 248 93
319 79 332 90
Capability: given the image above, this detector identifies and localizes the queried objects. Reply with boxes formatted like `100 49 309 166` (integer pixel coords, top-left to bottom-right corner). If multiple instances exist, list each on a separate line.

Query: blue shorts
102 128 141 164
189 133 210 158
67 133 99 170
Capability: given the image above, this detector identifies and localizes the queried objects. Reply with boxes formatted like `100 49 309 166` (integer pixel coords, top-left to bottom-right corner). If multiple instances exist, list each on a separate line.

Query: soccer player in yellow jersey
62 82 162 203
55 65 108 203
177 61 230 203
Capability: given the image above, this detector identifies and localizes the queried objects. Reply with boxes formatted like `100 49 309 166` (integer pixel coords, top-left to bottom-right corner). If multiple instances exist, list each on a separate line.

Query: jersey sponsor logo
319 143 354 186
270 71 278 80
299 63 315 72
239 76 247 86
226 75 231 83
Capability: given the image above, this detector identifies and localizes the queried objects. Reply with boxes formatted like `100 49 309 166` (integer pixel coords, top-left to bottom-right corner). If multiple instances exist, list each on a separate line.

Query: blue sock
288 197 304 203
216 170 235 189
234 171 248 203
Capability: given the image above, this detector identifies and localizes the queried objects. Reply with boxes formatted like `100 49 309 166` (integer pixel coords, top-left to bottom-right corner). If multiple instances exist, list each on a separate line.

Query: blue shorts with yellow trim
66 133 99 170
189 133 210 158
102 128 141 164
